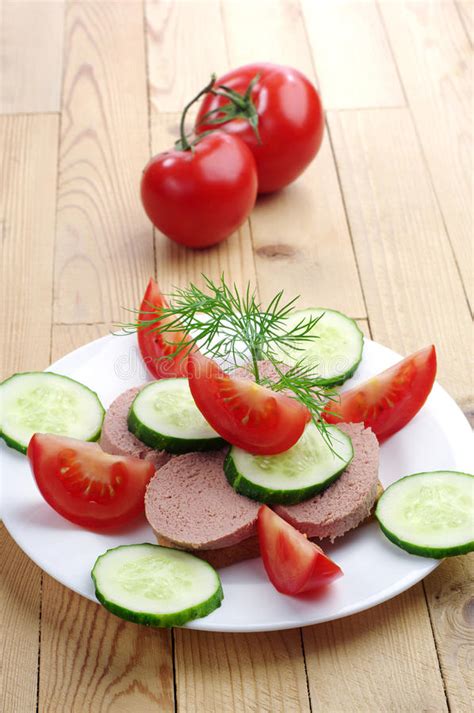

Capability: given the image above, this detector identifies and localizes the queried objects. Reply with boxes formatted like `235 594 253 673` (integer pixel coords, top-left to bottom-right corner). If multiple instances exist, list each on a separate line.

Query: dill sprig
262 359 341 455
119 274 339 449
120 275 323 382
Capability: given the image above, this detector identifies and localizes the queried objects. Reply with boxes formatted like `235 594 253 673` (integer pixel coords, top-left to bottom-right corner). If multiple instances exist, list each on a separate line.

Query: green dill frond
264 357 342 456
117 274 344 452
117 274 322 379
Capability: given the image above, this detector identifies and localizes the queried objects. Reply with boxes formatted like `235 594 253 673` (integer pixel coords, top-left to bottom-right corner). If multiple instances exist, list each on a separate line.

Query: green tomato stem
179 75 216 151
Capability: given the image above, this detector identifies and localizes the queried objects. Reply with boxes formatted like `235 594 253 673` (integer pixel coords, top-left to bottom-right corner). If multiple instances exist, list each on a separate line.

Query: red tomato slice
323 345 437 441
187 352 310 455
258 506 343 595
138 278 189 379
28 434 155 530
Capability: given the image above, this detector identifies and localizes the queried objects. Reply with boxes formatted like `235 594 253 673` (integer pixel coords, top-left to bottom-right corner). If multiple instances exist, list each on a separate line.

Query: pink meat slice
99 386 170 470
233 359 326 414
274 423 379 542
232 359 290 384
145 450 260 550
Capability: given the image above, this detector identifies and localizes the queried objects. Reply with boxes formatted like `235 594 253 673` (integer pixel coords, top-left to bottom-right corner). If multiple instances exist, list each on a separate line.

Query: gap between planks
378 0 473 312
0 110 60 118
327 104 471 710
1 113 59 712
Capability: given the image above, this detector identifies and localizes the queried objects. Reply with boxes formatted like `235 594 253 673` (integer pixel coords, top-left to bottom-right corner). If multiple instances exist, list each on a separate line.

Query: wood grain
150 112 258 293
327 107 473 411
0 114 59 377
221 0 366 316
357 319 371 338
1 2 472 711
456 0 474 43
328 104 473 707
423 555 474 712
380 0 473 310
0 113 59 713
174 629 310 713
54 1 153 324
154 219 257 294
221 0 314 78
0 526 42 713
249 132 366 317
39 575 175 713
37 323 175 713
301 0 405 109
146 0 229 113
0 0 65 114
303 583 448 712
149 110 310 711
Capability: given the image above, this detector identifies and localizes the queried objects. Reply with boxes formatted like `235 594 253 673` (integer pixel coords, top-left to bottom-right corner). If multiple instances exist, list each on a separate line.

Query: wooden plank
303 584 448 712
221 0 314 78
327 107 473 412
149 111 309 712
0 0 64 114
150 112 258 293
38 324 175 713
423 555 474 712
1 113 59 377
328 105 472 707
357 319 370 338
0 111 58 713
154 218 257 294
301 0 405 109
174 629 310 713
456 0 474 43
249 132 367 317
54 1 154 324
380 0 473 310
39 574 175 713
219 0 366 317
0 525 42 713
145 0 229 113
51 323 107 357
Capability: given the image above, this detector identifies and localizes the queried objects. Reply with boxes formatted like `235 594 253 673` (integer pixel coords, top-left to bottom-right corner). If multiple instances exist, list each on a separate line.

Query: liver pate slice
145 450 260 551
100 386 170 470
274 423 379 542
232 359 289 383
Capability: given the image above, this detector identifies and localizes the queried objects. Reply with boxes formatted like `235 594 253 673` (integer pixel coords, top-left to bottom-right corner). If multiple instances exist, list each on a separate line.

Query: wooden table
1 1 472 711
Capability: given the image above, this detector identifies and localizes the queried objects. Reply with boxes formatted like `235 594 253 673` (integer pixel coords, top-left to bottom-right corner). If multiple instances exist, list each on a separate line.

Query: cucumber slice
91 543 223 627
275 308 363 386
128 379 225 454
376 471 474 558
224 424 353 504
0 371 104 454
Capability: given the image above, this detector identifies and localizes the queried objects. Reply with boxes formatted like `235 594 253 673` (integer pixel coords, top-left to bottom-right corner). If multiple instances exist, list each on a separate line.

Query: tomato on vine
141 77 258 248
196 63 324 193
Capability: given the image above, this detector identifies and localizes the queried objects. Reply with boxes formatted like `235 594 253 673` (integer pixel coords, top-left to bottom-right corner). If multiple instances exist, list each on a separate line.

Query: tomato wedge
187 352 309 455
324 345 437 441
138 278 189 379
258 506 343 595
28 434 155 530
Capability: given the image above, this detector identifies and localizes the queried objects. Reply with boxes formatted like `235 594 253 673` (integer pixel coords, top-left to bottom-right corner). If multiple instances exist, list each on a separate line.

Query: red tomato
258 506 343 595
196 63 324 193
187 352 310 455
28 434 155 530
141 131 257 248
138 278 190 379
324 346 437 441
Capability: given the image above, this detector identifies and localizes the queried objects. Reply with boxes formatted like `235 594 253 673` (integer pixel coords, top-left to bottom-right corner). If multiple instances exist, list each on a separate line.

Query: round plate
1 334 472 632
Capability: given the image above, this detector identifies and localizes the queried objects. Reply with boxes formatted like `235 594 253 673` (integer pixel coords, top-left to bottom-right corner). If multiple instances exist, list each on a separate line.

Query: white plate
1 334 472 632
